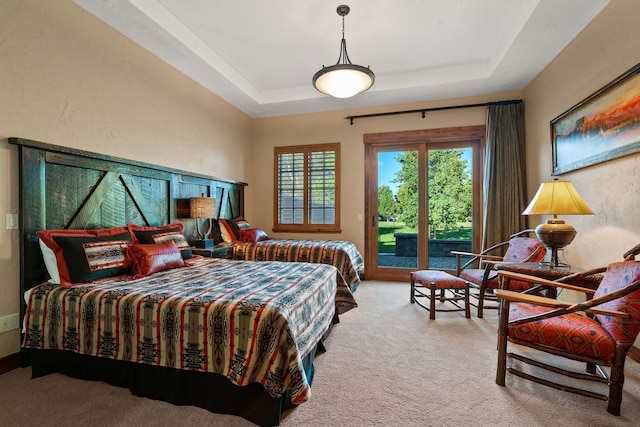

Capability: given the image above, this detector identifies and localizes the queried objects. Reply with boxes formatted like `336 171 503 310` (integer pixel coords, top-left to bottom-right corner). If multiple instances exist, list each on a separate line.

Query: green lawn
378 221 471 253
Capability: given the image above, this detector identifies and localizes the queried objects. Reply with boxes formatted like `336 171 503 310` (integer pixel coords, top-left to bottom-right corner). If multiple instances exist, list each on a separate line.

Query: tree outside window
391 149 471 238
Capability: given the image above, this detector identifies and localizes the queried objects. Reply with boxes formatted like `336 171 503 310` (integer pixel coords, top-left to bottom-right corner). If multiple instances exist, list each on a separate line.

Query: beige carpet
1 281 639 426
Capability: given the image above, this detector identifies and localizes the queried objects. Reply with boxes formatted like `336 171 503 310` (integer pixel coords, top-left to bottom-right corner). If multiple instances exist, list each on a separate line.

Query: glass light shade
313 64 375 98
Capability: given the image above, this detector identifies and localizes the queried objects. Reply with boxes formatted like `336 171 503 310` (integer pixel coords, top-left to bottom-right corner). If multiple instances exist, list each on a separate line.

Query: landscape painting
552 63 640 175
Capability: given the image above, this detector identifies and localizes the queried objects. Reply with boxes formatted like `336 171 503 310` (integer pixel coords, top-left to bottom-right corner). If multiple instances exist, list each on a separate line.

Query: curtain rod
344 99 522 125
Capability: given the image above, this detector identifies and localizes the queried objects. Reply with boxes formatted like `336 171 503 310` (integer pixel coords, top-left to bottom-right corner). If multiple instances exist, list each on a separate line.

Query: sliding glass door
364 127 484 281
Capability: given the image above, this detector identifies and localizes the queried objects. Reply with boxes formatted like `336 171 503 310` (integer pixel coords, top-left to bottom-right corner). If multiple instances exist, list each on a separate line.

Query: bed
235 239 363 312
218 217 365 294
11 137 357 426
23 257 340 422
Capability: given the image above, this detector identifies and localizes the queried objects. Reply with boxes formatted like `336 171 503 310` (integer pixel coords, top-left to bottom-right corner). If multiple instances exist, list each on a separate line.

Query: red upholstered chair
495 244 640 416
452 230 547 318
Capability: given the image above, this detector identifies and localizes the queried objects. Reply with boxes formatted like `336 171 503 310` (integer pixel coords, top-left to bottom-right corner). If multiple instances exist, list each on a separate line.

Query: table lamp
190 194 216 249
522 179 593 268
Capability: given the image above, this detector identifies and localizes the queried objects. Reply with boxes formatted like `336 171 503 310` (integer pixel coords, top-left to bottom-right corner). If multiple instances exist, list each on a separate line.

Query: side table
496 262 602 295
191 243 236 259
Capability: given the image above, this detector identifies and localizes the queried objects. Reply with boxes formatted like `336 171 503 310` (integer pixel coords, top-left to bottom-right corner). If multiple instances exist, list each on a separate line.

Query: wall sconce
522 179 594 268
190 193 216 249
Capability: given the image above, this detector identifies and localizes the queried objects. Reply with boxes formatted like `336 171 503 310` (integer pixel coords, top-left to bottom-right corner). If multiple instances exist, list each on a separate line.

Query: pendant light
312 5 375 98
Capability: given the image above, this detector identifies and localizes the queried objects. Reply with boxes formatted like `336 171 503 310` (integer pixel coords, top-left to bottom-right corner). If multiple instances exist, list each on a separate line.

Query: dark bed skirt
25 346 319 427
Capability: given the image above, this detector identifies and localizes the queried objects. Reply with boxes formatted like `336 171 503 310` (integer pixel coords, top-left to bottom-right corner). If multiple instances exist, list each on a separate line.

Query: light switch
5 214 18 230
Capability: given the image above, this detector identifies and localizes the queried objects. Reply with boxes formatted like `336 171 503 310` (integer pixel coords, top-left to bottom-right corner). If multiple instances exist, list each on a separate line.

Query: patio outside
377 220 472 270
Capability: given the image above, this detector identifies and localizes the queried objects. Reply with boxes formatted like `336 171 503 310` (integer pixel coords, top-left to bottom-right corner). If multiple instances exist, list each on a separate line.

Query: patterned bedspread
234 239 364 293
22 258 353 404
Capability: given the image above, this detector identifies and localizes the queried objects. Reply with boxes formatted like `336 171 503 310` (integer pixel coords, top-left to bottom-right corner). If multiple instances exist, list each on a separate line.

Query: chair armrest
583 307 631 318
451 250 477 257
495 289 631 323
495 289 568 308
483 260 509 266
498 271 596 295
496 289 631 319
451 251 502 261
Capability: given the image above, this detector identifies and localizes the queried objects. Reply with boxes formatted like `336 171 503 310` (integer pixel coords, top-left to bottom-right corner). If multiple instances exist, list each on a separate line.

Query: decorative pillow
130 241 185 277
37 227 132 287
219 217 252 243
150 231 191 252
218 219 233 243
82 239 130 274
239 228 270 243
39 238 61 284
128 222 193 259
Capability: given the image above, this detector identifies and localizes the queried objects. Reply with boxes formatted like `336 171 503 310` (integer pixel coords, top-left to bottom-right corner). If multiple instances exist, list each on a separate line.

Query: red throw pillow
37 227 132 287
127 222 193 259
130 241 185 277
239 228 270 243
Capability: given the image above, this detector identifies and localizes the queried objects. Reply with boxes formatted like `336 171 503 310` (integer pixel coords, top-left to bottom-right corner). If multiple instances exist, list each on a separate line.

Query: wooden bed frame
10 138 310 426
11 137 245 325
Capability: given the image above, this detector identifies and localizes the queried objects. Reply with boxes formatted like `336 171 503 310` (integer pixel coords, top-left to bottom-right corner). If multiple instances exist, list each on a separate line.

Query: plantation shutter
274 143 340 232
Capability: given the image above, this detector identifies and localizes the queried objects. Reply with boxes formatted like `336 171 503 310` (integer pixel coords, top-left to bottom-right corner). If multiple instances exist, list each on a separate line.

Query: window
274 143 340 232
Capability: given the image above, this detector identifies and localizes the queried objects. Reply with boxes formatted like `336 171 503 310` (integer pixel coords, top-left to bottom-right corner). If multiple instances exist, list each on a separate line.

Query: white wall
0 0 253 358
524 0 640 269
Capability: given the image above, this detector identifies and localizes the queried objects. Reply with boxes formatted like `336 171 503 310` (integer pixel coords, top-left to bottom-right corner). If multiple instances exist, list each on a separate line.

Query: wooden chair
495 244 640 415
452 230 547 318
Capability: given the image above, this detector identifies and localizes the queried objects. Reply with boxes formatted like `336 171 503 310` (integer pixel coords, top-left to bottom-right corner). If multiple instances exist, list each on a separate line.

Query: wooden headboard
10 137 247 321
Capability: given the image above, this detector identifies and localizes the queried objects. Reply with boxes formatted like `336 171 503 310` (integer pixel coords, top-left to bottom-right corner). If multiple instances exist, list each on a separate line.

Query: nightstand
191 243 236 259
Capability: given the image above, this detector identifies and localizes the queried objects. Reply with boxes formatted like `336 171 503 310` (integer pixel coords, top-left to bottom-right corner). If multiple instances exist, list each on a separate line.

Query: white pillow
218 219 233 243
39 238 61 284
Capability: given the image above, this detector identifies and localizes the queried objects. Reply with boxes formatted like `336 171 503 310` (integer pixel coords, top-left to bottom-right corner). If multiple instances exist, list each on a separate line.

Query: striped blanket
234 239 364 293
22 258 353 404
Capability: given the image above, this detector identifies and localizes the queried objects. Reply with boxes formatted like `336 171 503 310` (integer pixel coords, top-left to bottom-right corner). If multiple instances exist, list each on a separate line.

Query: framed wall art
551 62 640 175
